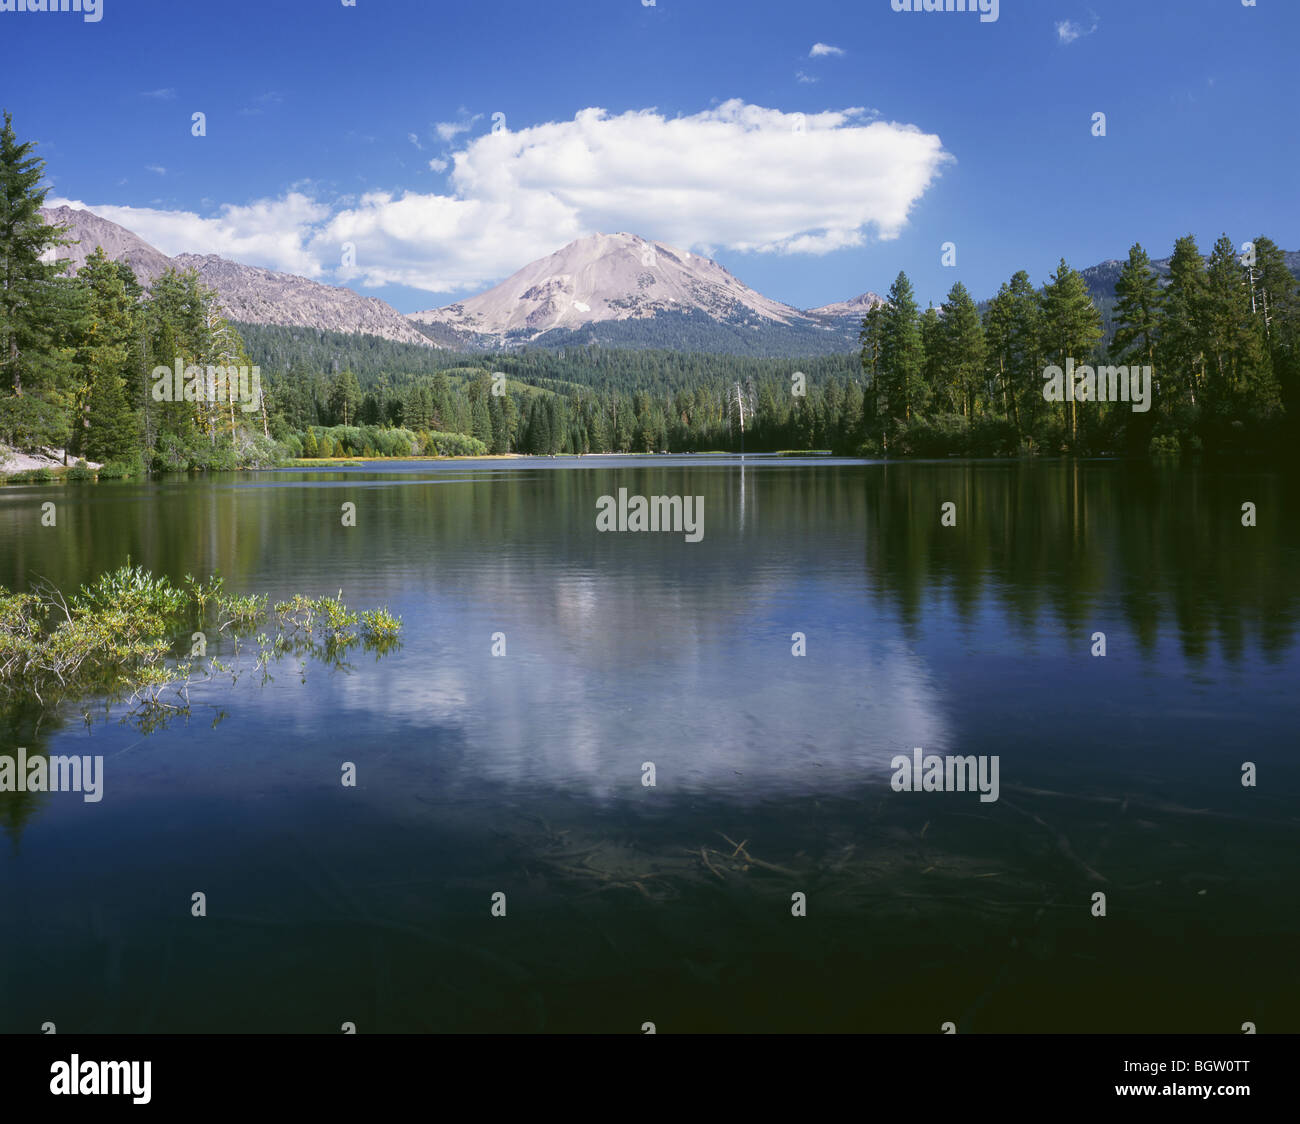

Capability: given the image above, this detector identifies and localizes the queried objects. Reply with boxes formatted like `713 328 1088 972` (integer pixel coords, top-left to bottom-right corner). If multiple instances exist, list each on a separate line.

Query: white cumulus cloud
55 101 951 297
48 192 331 278
809 43 845 57
314 101 952 292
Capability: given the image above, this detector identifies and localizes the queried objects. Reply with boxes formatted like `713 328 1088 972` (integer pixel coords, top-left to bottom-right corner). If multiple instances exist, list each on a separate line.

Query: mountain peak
806 291 885 318
410 230 800 344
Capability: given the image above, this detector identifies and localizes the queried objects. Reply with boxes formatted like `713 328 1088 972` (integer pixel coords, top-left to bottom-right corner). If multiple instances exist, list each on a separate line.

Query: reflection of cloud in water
308 595 948 803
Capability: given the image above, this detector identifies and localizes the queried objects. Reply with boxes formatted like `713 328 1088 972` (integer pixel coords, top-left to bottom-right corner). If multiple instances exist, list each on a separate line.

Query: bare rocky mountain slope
40 206 435 348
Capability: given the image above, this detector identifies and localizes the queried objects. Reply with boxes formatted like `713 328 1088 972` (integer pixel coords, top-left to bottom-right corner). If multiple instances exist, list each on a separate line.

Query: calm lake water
1 456 1298 1032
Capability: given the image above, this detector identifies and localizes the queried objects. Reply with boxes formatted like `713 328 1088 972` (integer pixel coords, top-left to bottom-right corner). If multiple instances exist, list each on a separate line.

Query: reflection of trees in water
863 461 1298 664
0 700 58 852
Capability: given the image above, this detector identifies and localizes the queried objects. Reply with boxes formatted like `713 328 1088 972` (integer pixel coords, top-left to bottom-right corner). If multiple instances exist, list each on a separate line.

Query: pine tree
939 281 986 419
0 111 81 439
75 249 140 461
1200 234 1277 425
919 304 945 410
1039 258 1102 445
823 376 845 450
329 368 362 426
500 391 519 451
877 272 928 440
838 380 864 454
982 281 1016 427
552 396 572 454
471 390 492 446
1112 243 1163 373
430 372 451 430
1005 271 1042 440
529 397 552 454
614 396 635 452
858 302 886 439
1159 235 1207 409
1250 236 1299 436
587 402 609 453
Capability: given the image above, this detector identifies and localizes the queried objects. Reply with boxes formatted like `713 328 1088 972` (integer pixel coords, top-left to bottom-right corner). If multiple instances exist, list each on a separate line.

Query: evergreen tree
1039 258 1103 445
1159 235 1207 410
359 391 382 426
939 281 986 419
876 272 928 441
1250 236 1300 438
529 397 552 454
1112 243 1163 372
858 302 886 442
1005 271 1043 439
614 396 635 452
982 281 1016 427
1200 234 1277 426
74 248 140 461
430 372 451 430
329 368 362 426
919 304 945 410
587 402 610 452
0 111 80 439
823 376 845 450
838 380 864 455
471 390 492 446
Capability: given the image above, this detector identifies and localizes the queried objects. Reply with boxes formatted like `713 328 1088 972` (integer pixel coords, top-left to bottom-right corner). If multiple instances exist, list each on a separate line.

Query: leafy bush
301 425 422 459
1 568 403 718
360 607 402 641
316 594 358 637
147 431 282 473
184 573 225 617
895 414 970 457
421 430 487 456
186 441 241 472
66 460 95 482
217 592 268 631
150 433 194 474
969 415 1021 457
73 562 188 619
1149 433 1182 458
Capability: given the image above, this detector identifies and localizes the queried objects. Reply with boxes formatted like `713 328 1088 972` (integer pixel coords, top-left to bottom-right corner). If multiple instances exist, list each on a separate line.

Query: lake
1 456 1298 1032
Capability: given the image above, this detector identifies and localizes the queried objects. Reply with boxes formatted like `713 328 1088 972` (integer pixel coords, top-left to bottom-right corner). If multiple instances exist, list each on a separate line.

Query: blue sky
5 0 1297 314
